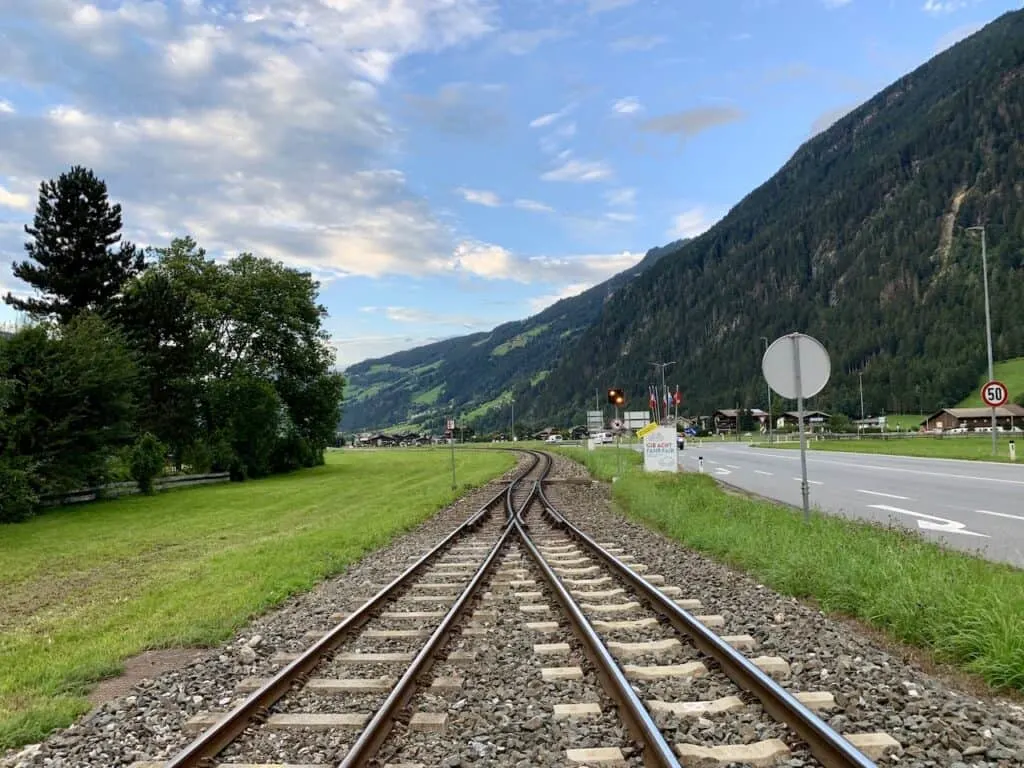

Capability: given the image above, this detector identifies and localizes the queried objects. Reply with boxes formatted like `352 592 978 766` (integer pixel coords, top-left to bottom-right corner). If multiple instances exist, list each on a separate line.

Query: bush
130 432 167 494
180 440 213 474
0 459 38 523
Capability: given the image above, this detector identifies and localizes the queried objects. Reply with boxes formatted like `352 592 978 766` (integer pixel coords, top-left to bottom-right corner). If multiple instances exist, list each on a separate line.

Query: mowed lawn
759 435 1020 462
0 448 515 750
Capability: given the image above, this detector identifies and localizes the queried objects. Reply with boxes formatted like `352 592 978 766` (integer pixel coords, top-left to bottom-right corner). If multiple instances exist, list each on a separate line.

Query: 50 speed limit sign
981 380 1009 408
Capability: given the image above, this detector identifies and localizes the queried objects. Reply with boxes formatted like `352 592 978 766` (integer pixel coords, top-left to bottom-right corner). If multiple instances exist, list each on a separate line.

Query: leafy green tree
4 166 144 323
0 314 138 495
829 413 853 433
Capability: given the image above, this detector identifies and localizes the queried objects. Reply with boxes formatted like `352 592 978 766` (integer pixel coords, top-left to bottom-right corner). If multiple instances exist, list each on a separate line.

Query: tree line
0 166 344 522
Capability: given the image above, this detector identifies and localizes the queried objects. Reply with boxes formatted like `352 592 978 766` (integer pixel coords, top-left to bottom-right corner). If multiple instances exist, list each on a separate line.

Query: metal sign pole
792 336 811 522
449 416 457 490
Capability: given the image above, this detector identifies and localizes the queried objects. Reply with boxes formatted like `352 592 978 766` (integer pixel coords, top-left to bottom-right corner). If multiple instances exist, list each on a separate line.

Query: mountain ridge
341 241 685 431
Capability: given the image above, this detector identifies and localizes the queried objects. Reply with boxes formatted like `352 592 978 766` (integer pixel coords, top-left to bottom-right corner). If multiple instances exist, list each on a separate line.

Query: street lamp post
650 361 676 425
760 337 772 444
967 225 997 455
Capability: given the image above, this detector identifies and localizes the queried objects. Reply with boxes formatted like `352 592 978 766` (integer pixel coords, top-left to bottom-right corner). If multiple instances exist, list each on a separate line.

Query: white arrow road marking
754 470 773 476
857 489 911 500
714 468 731 476
793 477 823 485
868 504 990 538
975 509 1024 523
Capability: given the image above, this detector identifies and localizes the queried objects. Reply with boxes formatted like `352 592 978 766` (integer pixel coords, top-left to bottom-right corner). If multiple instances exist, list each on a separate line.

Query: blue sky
0 0 1019 367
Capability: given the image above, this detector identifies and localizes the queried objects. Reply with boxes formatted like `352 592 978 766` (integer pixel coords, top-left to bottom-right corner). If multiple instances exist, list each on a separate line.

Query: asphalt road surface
667 441 1024 567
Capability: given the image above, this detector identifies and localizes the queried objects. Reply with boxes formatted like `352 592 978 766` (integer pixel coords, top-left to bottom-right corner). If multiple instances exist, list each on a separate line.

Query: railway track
133 449 897 768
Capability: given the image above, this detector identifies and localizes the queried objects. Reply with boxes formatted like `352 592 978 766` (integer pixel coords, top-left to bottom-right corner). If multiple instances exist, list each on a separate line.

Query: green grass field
958 357 1024 407
757 435 1019 462
555 447 1024 692
0 448 515 751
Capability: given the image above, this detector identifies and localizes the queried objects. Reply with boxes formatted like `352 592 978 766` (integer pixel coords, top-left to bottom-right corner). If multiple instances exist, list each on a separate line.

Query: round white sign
981 380 1008 408
762 333 831 400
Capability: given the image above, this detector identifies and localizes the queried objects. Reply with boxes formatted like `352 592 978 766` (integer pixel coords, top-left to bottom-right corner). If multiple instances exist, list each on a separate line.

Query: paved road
668 442 1024 567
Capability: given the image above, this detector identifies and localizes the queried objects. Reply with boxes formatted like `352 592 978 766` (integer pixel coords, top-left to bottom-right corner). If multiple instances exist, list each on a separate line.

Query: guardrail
39 472 231 507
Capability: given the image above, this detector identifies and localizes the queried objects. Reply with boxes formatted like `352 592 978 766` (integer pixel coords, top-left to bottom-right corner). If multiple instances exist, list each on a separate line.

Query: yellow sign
637 421 658 438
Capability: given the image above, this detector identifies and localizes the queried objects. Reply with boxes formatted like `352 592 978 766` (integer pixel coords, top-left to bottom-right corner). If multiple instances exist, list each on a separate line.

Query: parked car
546 434 563 443
591 432 614 444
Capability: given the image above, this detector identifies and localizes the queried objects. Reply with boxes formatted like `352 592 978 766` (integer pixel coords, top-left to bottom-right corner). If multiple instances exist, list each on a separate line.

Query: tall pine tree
4 165 144 323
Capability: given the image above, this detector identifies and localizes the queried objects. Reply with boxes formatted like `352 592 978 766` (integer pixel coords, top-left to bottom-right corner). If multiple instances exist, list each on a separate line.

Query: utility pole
650 361 676 424
760 337 772 444
967 225 997 455
859 371 865 422
510 397 515 442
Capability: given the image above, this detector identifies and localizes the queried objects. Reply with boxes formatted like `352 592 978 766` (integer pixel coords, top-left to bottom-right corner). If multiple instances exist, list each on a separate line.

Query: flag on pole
673 385 682 406
648 385 656 412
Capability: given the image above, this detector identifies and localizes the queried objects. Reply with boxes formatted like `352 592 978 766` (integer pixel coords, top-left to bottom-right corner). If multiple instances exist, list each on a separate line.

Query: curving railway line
135 449 894 768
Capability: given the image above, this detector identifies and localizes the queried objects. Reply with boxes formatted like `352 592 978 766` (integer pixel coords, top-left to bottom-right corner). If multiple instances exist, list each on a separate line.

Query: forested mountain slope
341 243 681 431
525 9 1024 424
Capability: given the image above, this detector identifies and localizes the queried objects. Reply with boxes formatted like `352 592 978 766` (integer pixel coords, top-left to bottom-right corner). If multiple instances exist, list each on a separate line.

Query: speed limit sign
981 380 1009 408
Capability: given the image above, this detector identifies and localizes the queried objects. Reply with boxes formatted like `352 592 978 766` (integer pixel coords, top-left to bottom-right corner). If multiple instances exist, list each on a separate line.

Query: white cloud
612 97 642 115
496 27 567 55
822 0 852 8
0 100 15 114
605 188 636 207
0 0 498 284
0 185 33 211
605 212 635 222
361 305 492 328
669 207 718 239
611 35 667 52
514 198 555 213
541 157 612 183
334 334 448 369
528 282 591 312
529 104 574 128
456 187 501 207
922 0 968 13
449 242 643 286
588 0 639 13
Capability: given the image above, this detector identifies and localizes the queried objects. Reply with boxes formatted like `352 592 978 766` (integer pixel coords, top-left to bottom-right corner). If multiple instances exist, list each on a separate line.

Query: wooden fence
39 472 231 508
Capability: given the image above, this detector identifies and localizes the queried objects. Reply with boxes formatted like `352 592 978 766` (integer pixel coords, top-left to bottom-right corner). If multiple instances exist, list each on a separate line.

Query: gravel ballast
541 452 1024 767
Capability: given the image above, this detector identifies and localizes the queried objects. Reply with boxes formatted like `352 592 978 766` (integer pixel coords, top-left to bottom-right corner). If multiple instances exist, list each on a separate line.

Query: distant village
345 404 1024 447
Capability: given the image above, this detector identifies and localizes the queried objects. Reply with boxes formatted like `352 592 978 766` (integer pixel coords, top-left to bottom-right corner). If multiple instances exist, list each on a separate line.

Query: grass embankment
958 357 1024 407
555 447 1024 692
0 448 515 750
756 435 1020 462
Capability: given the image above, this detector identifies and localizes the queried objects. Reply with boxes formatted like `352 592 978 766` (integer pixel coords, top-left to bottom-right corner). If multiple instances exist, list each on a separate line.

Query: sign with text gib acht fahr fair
643 426 678 473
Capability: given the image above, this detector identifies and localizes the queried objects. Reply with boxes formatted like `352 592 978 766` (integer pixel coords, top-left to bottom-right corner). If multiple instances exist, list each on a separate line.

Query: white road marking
856 489 910 500
975 509 1024 523
732 450 1024 486
868 504 989 538
714 468 731 476
726 464 740 469
793 477 823 485
754 470 773 476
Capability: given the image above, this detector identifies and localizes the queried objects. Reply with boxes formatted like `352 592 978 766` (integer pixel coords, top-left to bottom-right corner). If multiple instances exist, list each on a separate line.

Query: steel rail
533 464 877 768
513 483 680 767
339 451 545 767
165 451 535 768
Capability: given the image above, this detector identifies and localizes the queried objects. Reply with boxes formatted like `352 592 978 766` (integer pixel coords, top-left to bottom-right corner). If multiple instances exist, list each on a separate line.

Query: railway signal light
607 388 625 406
